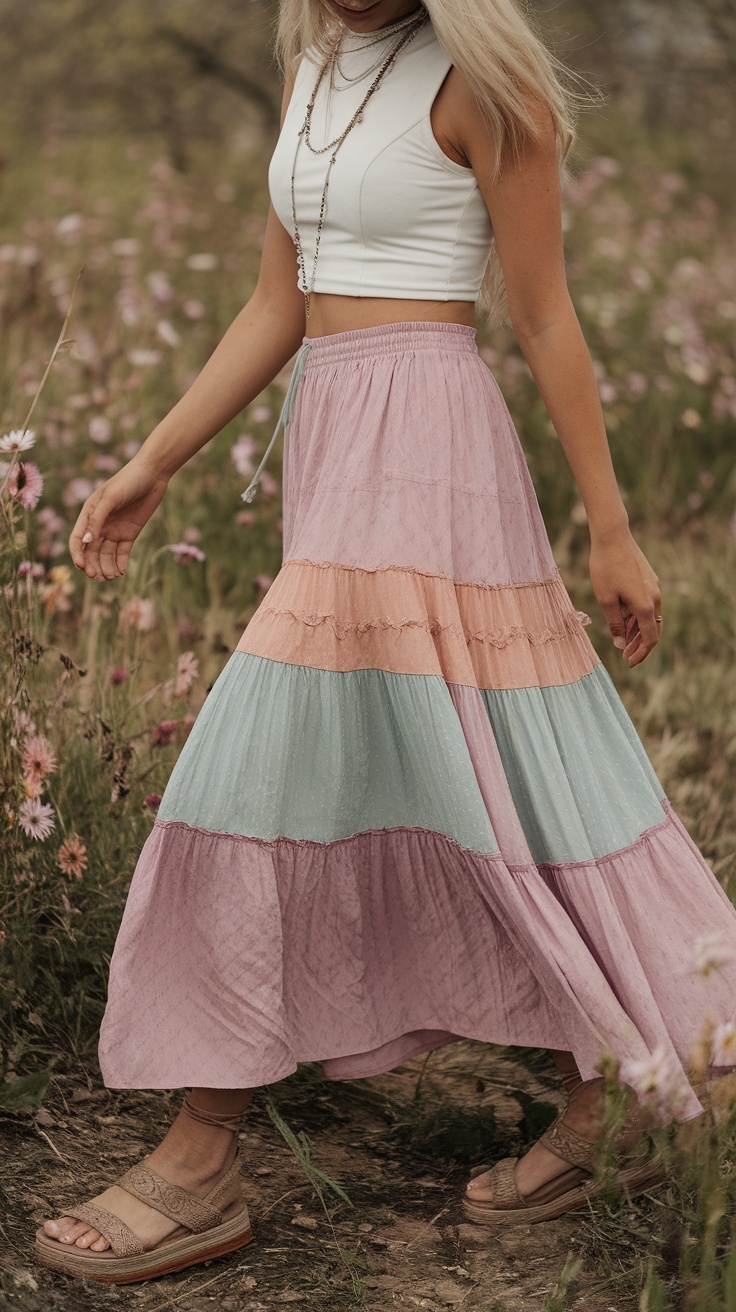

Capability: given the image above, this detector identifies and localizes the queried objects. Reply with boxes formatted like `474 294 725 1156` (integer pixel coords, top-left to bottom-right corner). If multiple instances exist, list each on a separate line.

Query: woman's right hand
69 455 171 581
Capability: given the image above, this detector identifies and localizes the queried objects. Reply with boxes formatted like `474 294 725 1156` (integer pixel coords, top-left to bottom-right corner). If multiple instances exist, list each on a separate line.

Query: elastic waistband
302 319 478 366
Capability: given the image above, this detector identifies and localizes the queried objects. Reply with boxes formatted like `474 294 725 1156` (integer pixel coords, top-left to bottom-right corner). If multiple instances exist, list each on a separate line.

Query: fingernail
82 531 93 544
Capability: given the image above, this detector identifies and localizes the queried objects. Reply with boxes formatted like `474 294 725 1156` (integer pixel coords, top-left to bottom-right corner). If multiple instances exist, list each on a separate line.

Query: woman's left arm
447 72 662 668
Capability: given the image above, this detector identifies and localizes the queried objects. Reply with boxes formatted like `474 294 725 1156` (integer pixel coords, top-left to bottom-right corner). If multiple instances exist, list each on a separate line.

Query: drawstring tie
240 339 313 502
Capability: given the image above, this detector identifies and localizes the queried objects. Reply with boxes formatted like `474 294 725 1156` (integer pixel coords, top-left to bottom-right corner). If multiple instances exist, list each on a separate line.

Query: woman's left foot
463 1076 664 1225
466 1076 607 1205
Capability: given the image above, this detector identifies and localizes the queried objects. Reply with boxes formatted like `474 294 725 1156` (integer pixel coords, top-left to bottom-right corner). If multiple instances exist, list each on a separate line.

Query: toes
75 1229 108 1250
466 1169 494 1200
42 1215 112 1251
46 1219 90 1244
466 1168 492 1189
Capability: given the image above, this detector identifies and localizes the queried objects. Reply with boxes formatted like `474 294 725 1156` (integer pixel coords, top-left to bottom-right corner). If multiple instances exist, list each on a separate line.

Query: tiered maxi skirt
99 321 736 1121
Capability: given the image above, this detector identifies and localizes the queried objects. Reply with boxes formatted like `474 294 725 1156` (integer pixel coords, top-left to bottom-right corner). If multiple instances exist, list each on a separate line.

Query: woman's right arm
70 66 304 581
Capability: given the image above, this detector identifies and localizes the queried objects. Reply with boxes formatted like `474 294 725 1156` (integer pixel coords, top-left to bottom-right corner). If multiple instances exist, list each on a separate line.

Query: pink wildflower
231 434 258 477
174 651 199 697
626 371 649 398
62 476 97 508
152 720 178 747
8 461 43 509
21 734 57 784
121 597 156 631
110 667 129 685
57 835 88 880
253 573 273 593
18 797 56 841
95 454 121 473
169 543 206 564
18 560 44 579
38 506 65 533
250 405 272 424
144 794 162 811
146 270 174 305
89 416 112 444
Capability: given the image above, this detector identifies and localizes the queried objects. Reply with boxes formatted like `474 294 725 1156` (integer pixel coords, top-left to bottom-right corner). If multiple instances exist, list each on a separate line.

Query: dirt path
0 1042 652 1311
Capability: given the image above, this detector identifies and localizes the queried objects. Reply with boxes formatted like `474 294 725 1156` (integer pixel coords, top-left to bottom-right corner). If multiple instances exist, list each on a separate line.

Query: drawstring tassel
240 340 312 503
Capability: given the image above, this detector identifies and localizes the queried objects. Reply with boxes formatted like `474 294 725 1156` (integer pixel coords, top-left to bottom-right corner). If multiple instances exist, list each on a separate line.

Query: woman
36 0 736 1284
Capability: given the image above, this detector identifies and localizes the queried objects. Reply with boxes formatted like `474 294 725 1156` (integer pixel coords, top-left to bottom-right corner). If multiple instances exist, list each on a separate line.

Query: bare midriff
304 291 476 337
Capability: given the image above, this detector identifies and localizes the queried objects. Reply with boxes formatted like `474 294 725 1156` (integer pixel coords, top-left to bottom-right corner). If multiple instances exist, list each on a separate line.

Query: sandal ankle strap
181 1093 245 1136
539 1114 597 1172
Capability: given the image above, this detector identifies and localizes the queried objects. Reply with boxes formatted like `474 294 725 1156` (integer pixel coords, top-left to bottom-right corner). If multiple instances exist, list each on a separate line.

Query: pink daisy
21 734 57 782
57 835 88 880
18 797 56 841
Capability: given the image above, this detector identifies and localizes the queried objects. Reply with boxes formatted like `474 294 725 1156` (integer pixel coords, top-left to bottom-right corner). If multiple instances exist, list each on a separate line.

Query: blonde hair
274 0 590 327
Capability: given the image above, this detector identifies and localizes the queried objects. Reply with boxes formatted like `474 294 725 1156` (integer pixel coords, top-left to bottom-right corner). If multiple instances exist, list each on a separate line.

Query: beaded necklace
290 7 429 318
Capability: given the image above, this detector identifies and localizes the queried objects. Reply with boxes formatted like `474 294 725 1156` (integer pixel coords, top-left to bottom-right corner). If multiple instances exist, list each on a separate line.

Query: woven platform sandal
463 1076 666 1227
34 1095 254 1284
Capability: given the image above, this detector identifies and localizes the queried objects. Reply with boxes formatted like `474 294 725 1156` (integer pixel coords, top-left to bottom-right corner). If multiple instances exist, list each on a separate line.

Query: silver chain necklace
290 8 428 318
329 6 425 87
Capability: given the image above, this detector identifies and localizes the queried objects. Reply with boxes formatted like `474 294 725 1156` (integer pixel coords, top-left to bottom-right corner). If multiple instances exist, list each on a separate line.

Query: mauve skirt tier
98 321 736 1119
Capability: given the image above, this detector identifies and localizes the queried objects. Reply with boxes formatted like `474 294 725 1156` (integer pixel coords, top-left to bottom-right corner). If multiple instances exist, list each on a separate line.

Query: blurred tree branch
155 27 279 129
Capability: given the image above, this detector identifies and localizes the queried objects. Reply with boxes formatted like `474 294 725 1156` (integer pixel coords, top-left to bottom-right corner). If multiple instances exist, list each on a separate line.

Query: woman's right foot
42 1103 242 1252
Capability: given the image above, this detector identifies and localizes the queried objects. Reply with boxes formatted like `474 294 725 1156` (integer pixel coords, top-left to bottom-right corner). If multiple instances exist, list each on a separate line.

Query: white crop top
268 15 494 301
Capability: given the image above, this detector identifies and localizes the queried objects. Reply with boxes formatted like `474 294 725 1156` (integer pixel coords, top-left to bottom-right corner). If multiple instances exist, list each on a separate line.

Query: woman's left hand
588 528 663 668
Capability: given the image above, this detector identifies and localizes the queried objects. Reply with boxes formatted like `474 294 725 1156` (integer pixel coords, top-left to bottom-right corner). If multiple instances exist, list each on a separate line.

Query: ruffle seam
250 606 592 649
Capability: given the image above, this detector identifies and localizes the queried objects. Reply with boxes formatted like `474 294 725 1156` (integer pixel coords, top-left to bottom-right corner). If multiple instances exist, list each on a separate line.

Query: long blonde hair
274 0 588 327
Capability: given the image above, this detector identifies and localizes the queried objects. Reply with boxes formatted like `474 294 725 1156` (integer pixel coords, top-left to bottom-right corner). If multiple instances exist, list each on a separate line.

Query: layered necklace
290 4 429 317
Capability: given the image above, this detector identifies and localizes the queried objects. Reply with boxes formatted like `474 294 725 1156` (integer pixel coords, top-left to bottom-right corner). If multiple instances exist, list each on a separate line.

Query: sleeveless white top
268 15 494 301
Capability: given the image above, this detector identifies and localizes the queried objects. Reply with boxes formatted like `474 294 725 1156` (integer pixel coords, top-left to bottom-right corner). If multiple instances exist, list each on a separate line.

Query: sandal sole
34 1211 254 1284
462 1153 666 1227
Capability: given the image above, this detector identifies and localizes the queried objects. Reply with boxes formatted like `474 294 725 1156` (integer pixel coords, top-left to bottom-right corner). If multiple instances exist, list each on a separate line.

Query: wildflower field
1 59 736 1312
